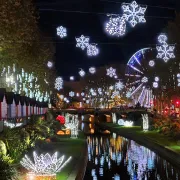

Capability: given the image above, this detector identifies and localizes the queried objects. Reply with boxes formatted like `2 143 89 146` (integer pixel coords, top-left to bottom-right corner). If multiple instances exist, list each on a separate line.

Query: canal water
81 122 180 180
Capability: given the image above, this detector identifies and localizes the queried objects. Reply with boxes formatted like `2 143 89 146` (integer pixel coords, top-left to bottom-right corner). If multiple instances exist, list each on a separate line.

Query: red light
176 101 179 104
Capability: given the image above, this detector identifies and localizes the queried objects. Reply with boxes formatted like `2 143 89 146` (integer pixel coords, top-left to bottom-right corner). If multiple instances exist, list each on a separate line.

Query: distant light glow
149 60 155 67
47 61 53 68
89 67 96 74
70 76 74 81
79 69 85 77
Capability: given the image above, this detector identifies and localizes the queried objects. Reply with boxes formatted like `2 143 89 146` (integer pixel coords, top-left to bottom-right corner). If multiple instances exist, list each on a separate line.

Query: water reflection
84 134 180 180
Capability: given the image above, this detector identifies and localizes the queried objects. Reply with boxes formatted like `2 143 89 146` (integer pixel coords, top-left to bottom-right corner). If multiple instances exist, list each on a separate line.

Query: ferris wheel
125 48 157 107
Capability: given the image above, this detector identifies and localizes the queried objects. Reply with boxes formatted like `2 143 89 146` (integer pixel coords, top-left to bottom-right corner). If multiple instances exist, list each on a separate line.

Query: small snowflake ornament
107 67 116 77
69 91 75 97
87 44 99 56
89 67 96 74
75 35 90 50
55 77 63 91
79 69 85 77
122 1 147 27
115 80 124 90
47 61 53 68
126 91 131 98
57 26 67 38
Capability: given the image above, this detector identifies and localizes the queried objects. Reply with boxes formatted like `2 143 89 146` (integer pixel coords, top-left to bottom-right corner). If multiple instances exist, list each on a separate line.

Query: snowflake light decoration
126 91 131 98
20 152 72 176
107 67 116 77
75 35 90 50
115 80 124 90
47 61 53 68
55 77 63 91
111 91 119 99
79 69 85 77
122 1 147 27
153 82 158 88
57 26 67 38
69 91 75 97
87 44 99 56
156 34 175 62
156 44 175 62
106 16 126 37
89 67 96 74
141 76 148 83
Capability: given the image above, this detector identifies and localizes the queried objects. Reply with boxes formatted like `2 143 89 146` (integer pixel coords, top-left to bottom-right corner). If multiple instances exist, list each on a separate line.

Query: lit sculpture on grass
4 121 23 129
118 119 133 127
65 115 79 138
142 114 149 131
20 152 72 179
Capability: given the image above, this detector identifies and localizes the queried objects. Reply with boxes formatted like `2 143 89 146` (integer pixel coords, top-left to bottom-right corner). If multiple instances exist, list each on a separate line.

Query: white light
75 35 90 50
76 93 79 97
142 114 149 131
115 80 124 90
158 34 168 44
141 76 148 83
109 86 114 90
70 76 74 81
149 60 155 67
79 69 85 77
20 152 72 176
124 121 133 127
4 121 23 129
57 26 67 38
122 1 147 27
107 67 116 77
153 82 158 88
81 92 85 96
118 119 125 126
89 67 96 74
106 16 126 37
155 77 159 82
126 91 131 98
87 44 99 56
177 73 180 78
55 77 63 91
60 95 64 99
69 91 75 97
47 61 53 68
156 34 175 62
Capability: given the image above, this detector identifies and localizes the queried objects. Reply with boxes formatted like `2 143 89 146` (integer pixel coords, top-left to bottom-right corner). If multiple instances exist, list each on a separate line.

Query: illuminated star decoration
87 44 99 56
122 1 147 27
55 77 63 91
75 35 90 50
106 67 116 77
57 26 67 38
106 15 126 37
79 69 85 77
156 34 175 62
47 61 53 68
89 67 96 74
20 152 72 176
115 80 124 91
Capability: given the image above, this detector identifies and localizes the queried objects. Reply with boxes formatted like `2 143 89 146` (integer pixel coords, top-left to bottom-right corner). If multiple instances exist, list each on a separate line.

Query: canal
81 121 180 180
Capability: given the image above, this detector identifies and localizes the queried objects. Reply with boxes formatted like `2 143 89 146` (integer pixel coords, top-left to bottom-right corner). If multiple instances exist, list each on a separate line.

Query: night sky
35 0 179 80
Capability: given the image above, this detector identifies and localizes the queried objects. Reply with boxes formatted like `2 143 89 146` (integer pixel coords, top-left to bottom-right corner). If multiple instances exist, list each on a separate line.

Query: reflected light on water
84 134 180 180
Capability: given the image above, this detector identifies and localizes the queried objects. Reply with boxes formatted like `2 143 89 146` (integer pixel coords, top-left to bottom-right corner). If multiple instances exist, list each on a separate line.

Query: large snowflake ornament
57 26 67 38
106 67 116 77
156 44 175 62
75 35 90 50
115 80 124 90
122 1 147 27
55 77 63 91
156 34 175 62
106 16 126 37
87 44 99 56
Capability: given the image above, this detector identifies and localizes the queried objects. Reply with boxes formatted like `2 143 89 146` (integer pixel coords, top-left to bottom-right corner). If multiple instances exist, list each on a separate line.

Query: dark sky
35 0 179 80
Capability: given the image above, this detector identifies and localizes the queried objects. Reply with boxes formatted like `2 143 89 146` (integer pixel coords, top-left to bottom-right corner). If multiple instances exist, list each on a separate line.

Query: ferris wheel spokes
130 83 144 96
128 64 144 74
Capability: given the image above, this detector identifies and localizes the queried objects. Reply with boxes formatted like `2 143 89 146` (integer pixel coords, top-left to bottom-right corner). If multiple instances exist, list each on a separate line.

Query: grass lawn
100 122 180 154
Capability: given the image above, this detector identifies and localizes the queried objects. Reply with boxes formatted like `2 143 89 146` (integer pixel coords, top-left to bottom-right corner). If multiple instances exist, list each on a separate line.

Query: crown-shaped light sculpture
20 152 72 178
